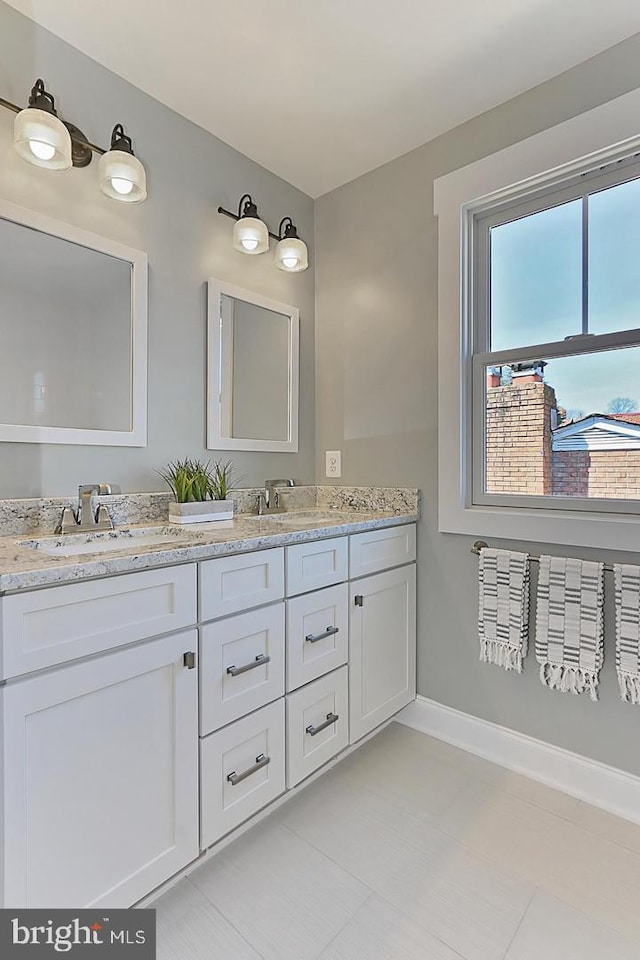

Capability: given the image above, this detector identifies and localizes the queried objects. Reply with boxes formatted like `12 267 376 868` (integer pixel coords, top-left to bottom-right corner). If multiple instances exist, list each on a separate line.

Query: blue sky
490 177 640 413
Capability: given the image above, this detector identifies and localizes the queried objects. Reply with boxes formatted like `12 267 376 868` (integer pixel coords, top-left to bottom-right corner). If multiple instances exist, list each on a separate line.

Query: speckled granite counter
0 492 418 593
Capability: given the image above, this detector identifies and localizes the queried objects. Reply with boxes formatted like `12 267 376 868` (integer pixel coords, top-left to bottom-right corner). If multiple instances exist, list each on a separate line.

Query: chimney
486 367 501 388
485 364 556 497
510 360 547 384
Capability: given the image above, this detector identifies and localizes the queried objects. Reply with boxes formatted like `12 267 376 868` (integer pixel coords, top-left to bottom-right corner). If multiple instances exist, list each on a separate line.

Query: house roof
553 413 640 451
608 413 640 425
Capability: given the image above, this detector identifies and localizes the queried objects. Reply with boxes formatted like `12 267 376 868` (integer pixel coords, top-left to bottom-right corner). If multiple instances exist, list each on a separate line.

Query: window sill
439 500 640 553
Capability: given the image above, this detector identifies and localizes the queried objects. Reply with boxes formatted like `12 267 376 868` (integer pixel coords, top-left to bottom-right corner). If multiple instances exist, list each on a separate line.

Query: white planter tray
168 500 234 524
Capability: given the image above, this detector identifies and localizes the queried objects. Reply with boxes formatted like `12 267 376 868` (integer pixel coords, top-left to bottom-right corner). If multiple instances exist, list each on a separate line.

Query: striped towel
535 556 604 701
614 564 640 705
478 548 530 672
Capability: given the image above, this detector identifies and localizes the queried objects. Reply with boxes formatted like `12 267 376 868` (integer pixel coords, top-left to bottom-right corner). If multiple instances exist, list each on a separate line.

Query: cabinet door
349 565 416 743
1 631 199 908
200 603 285 734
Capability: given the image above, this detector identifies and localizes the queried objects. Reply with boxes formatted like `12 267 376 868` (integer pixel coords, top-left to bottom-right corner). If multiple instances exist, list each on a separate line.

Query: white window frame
435 86 640 551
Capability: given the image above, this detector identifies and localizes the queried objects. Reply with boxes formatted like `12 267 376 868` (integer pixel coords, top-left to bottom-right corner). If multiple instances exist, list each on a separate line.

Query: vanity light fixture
217 196 310 271
275 217 309 272
1 79 147 202
98 124 147 202
12 79 72 170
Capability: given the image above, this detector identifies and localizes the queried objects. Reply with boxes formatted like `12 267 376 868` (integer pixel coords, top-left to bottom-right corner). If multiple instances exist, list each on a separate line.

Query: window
434 88 640 549
472 158 640 513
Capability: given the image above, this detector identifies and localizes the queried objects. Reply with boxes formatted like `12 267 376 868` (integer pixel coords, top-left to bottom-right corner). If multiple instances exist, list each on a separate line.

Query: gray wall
0 1 314 498
315 32 640 776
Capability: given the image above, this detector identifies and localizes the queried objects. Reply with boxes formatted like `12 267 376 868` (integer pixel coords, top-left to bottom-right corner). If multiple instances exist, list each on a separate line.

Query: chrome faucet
258 478 295 515
57 483 118 534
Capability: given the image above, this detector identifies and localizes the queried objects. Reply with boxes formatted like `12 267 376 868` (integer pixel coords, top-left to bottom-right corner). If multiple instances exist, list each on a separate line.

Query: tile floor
153 722 640 959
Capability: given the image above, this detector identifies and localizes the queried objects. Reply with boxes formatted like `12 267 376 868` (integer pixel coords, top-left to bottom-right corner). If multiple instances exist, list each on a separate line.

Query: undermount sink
19 526 202 558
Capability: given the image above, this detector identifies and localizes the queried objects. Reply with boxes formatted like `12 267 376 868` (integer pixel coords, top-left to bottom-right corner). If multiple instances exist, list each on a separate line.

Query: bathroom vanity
0 501 417 908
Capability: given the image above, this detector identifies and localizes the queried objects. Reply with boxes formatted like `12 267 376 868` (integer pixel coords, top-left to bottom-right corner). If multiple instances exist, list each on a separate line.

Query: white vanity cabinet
0 628 199 908
0 518 416 908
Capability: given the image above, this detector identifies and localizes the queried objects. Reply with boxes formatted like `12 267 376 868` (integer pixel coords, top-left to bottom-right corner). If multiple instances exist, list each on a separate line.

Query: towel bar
471 539 615 573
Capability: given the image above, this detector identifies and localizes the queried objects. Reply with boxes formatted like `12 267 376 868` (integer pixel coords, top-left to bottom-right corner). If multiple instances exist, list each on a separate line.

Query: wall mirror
207 278 299 452
0 199 148 446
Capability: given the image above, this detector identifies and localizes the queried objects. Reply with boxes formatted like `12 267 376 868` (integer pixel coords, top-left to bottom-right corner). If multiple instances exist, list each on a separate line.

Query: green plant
157 457 240 502
210 458 241 500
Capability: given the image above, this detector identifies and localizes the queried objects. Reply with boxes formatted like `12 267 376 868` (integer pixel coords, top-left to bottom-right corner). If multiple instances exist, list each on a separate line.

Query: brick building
486 366 640 499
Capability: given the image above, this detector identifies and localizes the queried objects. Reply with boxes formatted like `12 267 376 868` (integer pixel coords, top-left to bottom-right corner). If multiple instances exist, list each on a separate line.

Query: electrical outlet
325 450 341 478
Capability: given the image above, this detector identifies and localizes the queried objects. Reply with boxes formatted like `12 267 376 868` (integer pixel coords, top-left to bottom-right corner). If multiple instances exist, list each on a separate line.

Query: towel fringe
618 671 640 705
480 638 523 673
539 662 599 702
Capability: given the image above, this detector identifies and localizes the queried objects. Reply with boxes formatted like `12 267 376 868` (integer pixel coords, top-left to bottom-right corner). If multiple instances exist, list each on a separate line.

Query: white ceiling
5 1 640 197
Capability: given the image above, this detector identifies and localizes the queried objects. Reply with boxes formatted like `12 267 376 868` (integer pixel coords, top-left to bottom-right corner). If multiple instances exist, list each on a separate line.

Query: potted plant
158 458 238 524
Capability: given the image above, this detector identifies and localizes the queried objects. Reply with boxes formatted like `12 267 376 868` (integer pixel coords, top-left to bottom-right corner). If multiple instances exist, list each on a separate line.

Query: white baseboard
397 695 640 826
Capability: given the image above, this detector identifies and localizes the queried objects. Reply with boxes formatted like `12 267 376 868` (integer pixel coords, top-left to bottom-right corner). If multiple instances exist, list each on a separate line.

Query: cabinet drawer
286 667 348 788
0 564 197 681
200 604 285 735
200 699 285 848
199 549 284 621
286 537 347 597
349 524 416 579
286 584 348 692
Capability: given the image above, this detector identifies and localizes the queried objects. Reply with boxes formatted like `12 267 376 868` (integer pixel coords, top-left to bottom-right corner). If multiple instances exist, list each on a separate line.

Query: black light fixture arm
0 95 20 115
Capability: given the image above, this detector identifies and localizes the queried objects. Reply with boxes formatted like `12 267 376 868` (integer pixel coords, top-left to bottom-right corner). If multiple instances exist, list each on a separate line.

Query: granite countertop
0 508 418 594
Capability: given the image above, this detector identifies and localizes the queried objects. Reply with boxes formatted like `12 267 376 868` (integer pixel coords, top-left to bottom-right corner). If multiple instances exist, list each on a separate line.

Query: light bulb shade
13 108 72 170
233 216 269 255
98 150 147 202
275 235 309 272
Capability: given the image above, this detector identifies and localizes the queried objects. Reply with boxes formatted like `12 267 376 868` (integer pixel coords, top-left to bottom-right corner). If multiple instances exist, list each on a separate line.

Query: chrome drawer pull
226 653 271 677
227 753 270 786
305 625 339 644
306 713 339 737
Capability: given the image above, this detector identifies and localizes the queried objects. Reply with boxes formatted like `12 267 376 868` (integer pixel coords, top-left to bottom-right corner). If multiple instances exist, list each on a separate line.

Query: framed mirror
207 278 299 452
0 199 148 446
